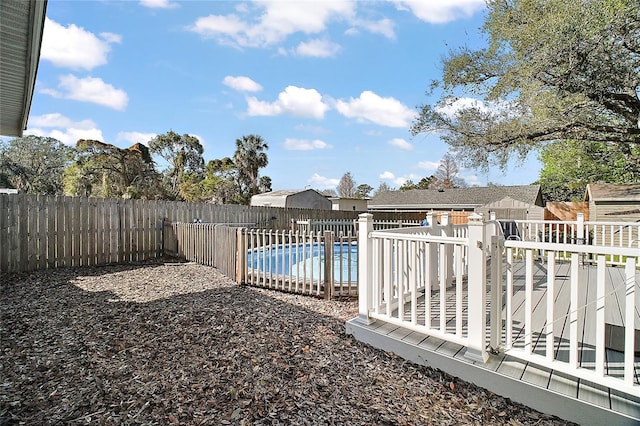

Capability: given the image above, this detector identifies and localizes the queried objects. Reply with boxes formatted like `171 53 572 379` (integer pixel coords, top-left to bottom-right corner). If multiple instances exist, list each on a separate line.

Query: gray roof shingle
369 185 542 209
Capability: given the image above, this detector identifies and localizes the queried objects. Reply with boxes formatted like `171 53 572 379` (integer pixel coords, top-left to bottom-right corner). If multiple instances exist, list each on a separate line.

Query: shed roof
252 189 316 199
0 0 47 137
585 184 640 203
369 185 542 210
250 189 329 207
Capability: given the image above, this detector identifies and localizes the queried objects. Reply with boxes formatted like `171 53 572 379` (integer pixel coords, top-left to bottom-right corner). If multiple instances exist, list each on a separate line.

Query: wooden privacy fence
0 194 363 274
163 222 359 298
0 195 161 272
163 221 253 280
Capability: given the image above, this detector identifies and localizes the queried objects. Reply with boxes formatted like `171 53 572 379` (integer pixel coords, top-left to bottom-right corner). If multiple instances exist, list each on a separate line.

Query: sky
22 0 542 192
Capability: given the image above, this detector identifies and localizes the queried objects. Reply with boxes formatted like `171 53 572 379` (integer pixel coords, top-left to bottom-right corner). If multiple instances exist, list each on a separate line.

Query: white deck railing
501 239 639 395
505 214 640 266
357 212 640 396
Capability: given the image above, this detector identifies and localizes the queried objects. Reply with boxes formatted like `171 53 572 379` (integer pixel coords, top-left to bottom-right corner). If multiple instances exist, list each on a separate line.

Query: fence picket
0 195 8 272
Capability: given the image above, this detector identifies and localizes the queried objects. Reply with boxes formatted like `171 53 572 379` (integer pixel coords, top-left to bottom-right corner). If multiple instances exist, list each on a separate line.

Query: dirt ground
1 259 573 425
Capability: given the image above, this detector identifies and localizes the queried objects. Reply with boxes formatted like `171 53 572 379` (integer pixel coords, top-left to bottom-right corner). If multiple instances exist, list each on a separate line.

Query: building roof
250 189 329 208
0 0 47 137
369 185 543 210
252 189 315 199
585 183 640 202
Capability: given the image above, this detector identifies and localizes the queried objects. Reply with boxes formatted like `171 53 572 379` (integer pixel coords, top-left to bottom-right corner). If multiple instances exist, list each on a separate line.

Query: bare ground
0 259 573 425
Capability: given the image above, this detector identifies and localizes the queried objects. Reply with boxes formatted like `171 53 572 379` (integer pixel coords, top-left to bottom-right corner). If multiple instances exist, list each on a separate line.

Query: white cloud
41 75 129 110
283 138 332 151
462 173 482 186
391 0 486 24
293 39 341 58
436 97 487 118
190 14 247 43
99 32 122 44
26 113 104 145
247 86 329 119
335 91 416 127
223 76 263 92
116 131 157 145
417 160 441 170
379 171 407 186
435 97 515 120
188 1 354 48
388 138 412 150
351 18 395 39
41 18 120 70
308 173 339 189
140 0 179 9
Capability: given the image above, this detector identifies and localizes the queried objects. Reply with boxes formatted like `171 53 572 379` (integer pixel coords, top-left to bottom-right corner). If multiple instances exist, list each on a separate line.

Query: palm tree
233 135 269 203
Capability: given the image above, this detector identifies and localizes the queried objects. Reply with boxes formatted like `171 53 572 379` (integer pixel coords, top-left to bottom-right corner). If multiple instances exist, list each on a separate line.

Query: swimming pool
247 242 358 282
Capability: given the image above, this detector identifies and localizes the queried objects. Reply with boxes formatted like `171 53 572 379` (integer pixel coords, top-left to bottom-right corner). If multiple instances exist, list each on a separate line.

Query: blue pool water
247 242 358 282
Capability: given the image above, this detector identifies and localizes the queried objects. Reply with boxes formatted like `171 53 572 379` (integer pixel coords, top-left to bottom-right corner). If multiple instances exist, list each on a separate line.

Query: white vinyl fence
238 228 358 298
503 213 640 266
356 212 640 397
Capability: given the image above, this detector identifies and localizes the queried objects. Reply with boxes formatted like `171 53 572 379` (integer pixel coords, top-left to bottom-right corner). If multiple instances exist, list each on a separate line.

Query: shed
250 189 332 210
328 197 368 212
476 196 545 220
585 183 640 223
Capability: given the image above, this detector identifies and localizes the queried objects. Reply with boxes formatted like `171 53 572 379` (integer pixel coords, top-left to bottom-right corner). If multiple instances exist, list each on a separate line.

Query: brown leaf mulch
1 260 573 425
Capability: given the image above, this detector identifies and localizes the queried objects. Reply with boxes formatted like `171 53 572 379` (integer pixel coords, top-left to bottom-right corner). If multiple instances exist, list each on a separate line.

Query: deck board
346 258 640 424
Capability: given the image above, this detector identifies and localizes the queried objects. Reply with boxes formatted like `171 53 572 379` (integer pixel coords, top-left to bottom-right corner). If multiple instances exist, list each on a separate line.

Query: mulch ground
1 259 573 425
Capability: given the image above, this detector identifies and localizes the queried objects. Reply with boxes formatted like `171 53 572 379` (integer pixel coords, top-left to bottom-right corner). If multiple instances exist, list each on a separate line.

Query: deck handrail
357 212 639 397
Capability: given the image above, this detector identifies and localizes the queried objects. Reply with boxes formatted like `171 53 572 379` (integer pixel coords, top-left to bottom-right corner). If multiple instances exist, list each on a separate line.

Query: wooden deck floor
346 259 640 425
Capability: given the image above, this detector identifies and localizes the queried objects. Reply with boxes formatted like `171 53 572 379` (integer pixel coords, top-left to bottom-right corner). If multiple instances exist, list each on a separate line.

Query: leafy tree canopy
66 139 160 198
399 176 435 191
411 0 640 170
0 135 73 194
537 140 640 201
233 135 270 204
149 130 205 199
354 183 373 199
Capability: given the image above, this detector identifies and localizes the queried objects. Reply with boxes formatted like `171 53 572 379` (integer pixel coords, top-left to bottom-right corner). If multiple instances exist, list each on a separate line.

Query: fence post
576 212 585 242
490 235 503 351
441 213 454 286
324 230 334 300
465 213 489 363
236 227 246 285
357 213 374 324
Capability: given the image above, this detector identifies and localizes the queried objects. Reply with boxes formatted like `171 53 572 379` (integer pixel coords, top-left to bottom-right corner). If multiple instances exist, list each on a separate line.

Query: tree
373 182 394 197
429 154 466 189
411 0 640 171
149 130 205 200
65 140 161 198
0 136 72 194
537 140 640 201
233 134 269 204
399 176 435 191
200 158 239 204
354 183 373 199
320 188 338 197
337 172 356 197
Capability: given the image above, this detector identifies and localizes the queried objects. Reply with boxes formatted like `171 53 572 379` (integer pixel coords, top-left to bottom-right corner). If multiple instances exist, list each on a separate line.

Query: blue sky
24 0 542 192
